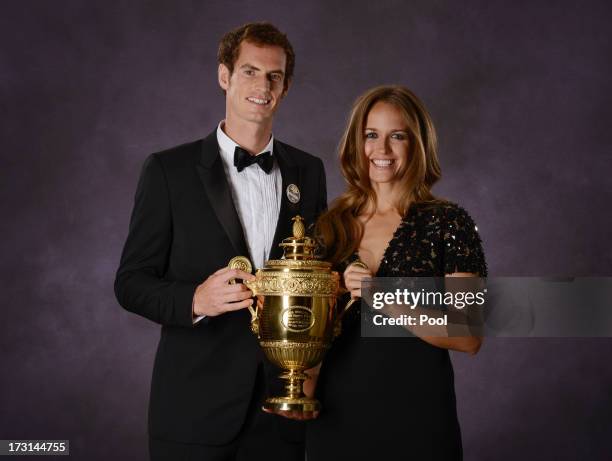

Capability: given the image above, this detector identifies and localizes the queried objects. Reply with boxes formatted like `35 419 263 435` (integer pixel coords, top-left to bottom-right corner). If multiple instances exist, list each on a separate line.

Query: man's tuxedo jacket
114 130 327 444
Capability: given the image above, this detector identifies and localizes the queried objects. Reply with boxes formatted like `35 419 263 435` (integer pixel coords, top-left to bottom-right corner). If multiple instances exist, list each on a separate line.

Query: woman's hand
262 407 320 421
343 262 374 299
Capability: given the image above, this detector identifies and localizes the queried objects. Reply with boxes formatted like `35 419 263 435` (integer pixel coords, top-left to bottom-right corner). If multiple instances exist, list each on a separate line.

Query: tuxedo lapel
270 141 301 259
196 131 250 259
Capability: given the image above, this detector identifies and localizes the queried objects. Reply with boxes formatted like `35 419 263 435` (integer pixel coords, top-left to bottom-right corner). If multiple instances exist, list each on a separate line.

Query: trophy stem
281 370 308 400
263 369 321 414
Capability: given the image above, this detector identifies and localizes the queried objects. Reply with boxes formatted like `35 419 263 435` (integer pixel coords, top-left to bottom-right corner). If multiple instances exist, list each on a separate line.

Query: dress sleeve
443 205 488 276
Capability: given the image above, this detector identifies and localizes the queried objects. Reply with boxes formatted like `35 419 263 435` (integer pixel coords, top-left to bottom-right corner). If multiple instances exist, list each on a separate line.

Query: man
115 22 327 460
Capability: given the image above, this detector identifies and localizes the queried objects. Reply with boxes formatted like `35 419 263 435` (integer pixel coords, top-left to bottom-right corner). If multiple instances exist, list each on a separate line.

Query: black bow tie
233 146 273 174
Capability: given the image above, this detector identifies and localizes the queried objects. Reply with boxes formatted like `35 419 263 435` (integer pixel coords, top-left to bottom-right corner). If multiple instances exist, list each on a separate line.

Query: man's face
219 41 288 126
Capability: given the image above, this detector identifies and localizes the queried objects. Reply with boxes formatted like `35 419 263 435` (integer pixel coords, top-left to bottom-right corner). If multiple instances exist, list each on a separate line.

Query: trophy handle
243 279 260 337
334 297 357 338
228 257 259 336
334 259 368 337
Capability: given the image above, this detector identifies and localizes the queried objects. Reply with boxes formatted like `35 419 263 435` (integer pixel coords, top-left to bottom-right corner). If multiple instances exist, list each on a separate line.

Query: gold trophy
228 216 355 414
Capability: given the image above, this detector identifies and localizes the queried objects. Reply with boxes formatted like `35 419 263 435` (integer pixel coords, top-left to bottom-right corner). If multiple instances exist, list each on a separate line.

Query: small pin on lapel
286 184 300 204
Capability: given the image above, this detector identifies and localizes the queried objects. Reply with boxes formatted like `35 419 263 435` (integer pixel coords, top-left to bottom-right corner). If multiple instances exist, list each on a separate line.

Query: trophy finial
280 215 316 260
292 215 305 239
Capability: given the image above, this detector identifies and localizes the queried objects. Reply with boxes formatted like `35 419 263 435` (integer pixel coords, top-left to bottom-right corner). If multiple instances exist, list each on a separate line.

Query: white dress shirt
216 122 282 269
194 123 282 324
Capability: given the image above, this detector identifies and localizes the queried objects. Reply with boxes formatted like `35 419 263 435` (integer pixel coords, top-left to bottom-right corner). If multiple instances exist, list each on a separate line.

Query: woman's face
363 101 410 186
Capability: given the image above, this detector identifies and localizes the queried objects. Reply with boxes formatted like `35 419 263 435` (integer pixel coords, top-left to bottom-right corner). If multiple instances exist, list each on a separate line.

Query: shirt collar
216 121 274 163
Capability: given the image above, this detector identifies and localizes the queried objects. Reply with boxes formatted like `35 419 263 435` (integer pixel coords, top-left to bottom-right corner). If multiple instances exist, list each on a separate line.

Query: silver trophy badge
286 184 300 204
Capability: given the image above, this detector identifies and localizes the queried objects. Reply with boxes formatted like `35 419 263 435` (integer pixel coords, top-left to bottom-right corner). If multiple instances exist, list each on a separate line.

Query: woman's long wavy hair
315 85 443 266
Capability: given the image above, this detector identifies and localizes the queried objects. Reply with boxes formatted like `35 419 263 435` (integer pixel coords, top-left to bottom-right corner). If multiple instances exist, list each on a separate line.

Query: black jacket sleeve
114 154 198 327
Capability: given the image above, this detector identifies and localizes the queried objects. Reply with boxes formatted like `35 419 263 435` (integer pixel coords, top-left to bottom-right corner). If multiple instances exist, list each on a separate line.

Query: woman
306 85 487 460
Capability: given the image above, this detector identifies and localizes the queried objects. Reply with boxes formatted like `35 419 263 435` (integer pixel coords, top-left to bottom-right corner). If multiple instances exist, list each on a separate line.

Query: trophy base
264 397 321 414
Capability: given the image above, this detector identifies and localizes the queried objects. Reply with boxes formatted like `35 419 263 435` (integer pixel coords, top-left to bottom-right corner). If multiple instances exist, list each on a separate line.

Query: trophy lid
260 216 331 271
279 216 317 260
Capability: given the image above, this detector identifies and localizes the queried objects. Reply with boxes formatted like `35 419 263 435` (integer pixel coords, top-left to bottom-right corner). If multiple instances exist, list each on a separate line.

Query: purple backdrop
1 1 611 460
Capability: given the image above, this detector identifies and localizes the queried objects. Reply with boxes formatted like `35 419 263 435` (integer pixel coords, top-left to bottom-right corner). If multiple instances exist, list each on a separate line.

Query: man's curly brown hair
218 22 295 93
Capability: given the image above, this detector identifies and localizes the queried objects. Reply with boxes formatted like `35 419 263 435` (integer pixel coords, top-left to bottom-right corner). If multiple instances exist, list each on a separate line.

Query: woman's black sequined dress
306 202 487 461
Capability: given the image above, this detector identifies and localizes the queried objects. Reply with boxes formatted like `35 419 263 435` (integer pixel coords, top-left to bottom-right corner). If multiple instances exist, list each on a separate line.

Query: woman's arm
420 331 482 355
381 272 483 354
420 272 482 354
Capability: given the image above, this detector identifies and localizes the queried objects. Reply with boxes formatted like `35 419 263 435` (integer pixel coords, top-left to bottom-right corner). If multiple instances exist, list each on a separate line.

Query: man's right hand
193 267 256 317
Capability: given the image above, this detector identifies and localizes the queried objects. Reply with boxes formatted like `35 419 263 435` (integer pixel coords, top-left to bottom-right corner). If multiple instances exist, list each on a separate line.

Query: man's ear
281 79 291 99
218 63 230 91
